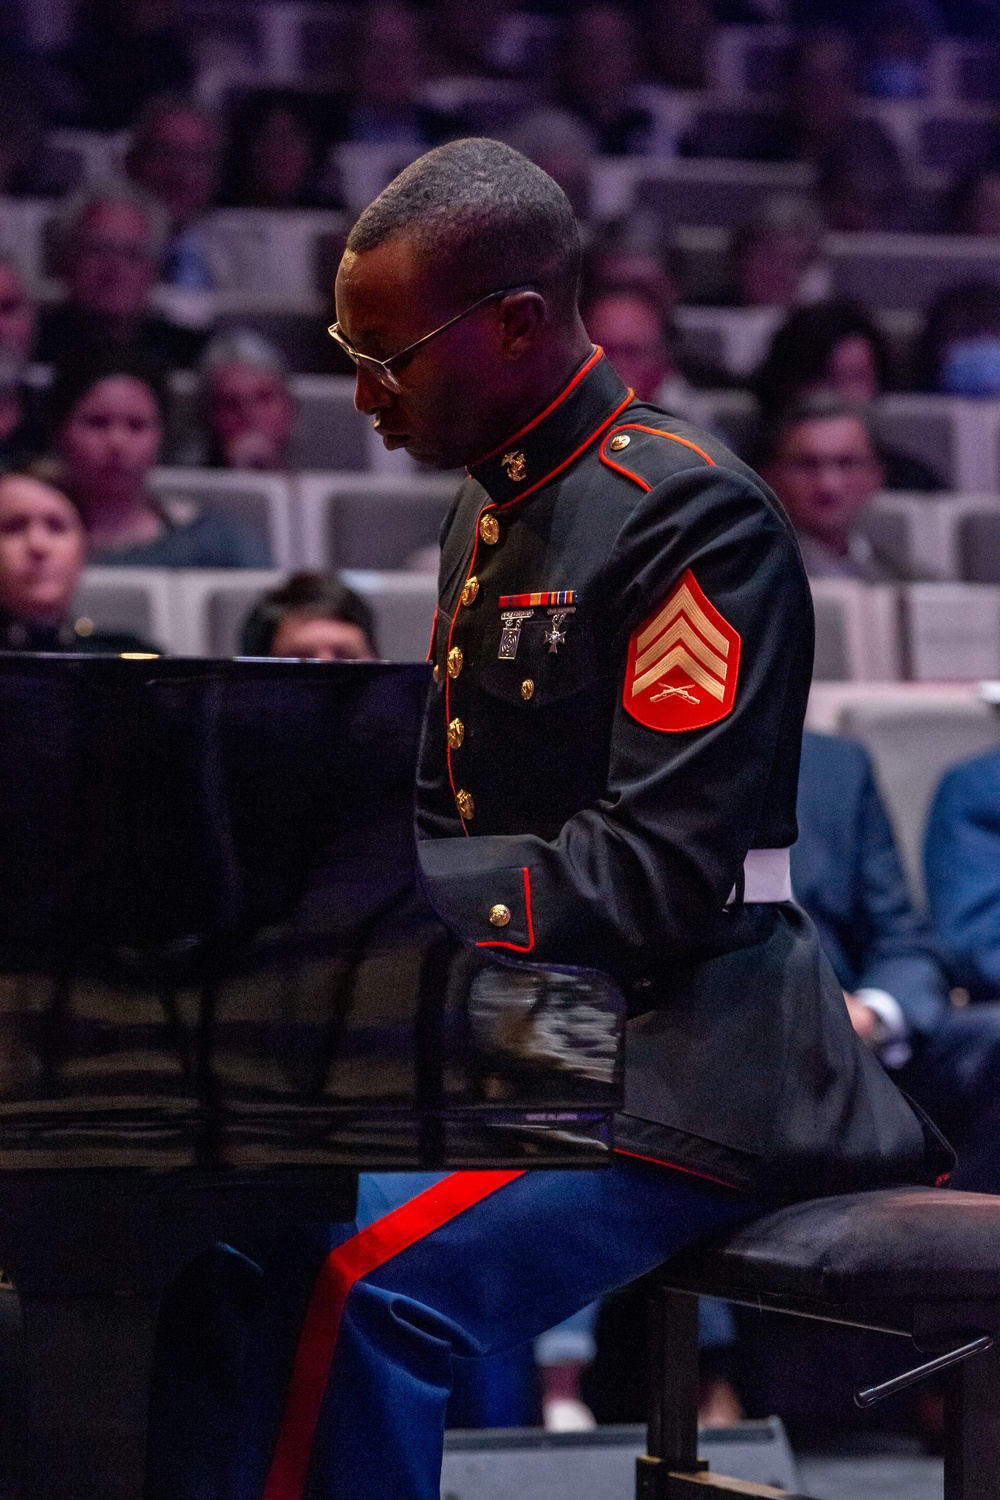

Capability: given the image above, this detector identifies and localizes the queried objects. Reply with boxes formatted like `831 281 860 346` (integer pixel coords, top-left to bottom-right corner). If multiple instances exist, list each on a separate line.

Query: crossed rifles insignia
623 569 742 733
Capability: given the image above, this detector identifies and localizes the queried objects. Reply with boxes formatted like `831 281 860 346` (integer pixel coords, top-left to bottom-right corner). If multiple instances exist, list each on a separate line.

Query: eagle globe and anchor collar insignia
501 450 527 482
624 569 741 733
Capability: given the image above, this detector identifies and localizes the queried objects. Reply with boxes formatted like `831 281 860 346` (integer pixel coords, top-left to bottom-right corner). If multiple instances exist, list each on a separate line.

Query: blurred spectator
426 0 553 81
197 330 294 470
555 4 673 156
945 164 1000 236
864 1 933 98
723 198 828 309
0 462 152 652
126 97 224 291
0 257 46 467
758 393 924 580
926 747 1000 1004
36 183 205 369
0 70 69 197
917 281 1000 393
505 108 595 219
51 354 271 568
222 95 325 210
42 0 194 132
815 122 916 232
240 573 378 660
644 0 713 91
581 214 679 318
756 301 943 489
582 287 710 423
339 2 448 148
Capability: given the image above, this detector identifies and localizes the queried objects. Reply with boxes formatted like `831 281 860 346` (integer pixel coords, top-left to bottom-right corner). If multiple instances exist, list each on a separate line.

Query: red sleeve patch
623 569 741 733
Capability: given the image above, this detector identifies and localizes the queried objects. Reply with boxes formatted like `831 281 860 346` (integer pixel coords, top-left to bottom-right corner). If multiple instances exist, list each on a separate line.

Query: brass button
489 903 511 927
609 433 631 451
432 662 442 684
479 513 500 545
447 717 465 749
461 575 479 606
447 646 463 678
520 678 534 700
456 788 475 820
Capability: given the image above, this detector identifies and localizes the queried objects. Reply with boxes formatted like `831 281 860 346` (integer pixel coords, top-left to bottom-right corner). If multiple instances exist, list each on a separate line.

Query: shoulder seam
599 423 716 491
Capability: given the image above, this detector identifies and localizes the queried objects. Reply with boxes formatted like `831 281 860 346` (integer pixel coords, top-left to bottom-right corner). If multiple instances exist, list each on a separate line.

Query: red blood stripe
261 1170 525 1500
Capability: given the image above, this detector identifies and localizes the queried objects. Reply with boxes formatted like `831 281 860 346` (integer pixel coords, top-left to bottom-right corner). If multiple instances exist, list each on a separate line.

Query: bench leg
944 1337 1000 1500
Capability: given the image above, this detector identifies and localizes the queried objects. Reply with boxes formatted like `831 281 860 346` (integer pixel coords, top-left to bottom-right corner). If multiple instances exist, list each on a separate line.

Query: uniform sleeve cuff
419 848 535 953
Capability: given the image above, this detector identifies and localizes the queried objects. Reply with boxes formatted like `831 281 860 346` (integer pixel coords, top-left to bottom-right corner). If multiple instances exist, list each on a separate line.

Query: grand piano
0 655 624 1499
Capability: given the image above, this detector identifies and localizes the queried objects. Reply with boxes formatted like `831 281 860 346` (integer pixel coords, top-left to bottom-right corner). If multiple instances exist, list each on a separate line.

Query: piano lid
0 656 624 1172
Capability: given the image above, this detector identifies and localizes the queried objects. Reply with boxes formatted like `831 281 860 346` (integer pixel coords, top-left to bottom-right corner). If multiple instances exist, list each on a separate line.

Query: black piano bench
637 1187 1000 1500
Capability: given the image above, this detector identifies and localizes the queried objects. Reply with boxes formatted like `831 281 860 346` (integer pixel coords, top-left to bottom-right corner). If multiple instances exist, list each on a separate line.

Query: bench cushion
663 1188 1000 1306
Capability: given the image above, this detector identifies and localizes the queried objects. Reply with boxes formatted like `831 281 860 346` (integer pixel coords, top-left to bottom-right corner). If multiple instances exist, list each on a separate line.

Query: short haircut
199 328 289 391
346 138 582 317
49 351 171 437
240 573 378 657
755 299 892 417
754 391 879 471
57 179 170 263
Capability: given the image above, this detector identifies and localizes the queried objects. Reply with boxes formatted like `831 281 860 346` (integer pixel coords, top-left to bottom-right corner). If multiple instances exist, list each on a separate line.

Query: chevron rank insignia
623 569 741 732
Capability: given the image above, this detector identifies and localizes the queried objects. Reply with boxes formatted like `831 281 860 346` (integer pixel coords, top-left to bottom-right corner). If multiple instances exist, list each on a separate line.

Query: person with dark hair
756 301 943 490
815 120 918 232
555 2 671 156
43 0 194 133
0 462 153 653
945 164 1000 236
581 285 710 422
917 280 1000 394
0 256 46 468
153 136 946 1500
240 573 378 660
51 354 271 568
222 93 326 210
126 97 224 291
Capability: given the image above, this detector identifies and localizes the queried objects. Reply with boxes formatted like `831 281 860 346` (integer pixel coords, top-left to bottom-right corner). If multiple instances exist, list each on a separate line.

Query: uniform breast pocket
477 607 597 707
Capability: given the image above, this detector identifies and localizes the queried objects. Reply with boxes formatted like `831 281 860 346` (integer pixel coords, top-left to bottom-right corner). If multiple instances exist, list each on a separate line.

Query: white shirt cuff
854 987 911 1068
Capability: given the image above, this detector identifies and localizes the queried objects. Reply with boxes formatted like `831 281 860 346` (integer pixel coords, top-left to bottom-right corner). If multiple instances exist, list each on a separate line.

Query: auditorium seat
808 580 902 682
827 233 1000 315
672 306 784 379
72 568 176 655
337 571 438 662
297 473 461 571
206 208 346 301
904 583 1000 681
956 510 1000 584
708 24 793 96
149 468 296 568
588 156 812 225
863 493 956 579
169 569 285 656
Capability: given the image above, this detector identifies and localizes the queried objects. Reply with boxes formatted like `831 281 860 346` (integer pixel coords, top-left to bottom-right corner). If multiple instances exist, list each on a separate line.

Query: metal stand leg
945 1336 1000 1500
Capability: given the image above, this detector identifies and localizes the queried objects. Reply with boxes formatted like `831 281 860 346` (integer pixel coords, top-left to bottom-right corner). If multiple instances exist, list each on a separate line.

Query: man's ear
496 290 548 361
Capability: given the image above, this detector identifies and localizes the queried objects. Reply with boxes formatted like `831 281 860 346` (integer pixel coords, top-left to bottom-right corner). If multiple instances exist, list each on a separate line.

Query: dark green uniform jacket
417 349 951 1200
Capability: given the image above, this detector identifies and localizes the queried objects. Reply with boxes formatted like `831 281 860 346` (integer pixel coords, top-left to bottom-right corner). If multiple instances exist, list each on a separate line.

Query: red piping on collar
600 425 716 492
475 866 535 952
496 391 634 510
470 346 605 469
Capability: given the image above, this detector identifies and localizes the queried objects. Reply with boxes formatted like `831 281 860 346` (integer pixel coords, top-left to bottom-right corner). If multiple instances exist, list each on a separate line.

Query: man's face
584 292 670 402
208 362 294 469
0 262 36 361
765 415 883 551
131 109 220 226
66 201 157 321
270 611 377 662
335 238 527 470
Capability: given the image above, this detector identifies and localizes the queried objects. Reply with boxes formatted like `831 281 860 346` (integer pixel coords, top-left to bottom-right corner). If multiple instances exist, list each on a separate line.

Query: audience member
425 0 551 81
0 257 46 467
580 215 679 318
945 165 1000 235
758 393 924 580
338 2 448 149
43 0 194 132
0 69 69 197
0 462 152 653
756 302 943 489
815 122 916 231
196 330 294 470
35 184 205 370
126 97 224 291
644 0 713 91
222 94 325 210
582 286 710 423
505 108 596 219
724 198 828 309
555 3 674 156
916 281 1000 394
926 746 1000 1004
51 354 271 568
797 730 1000 1194
240 573 378 660
863 0 933 98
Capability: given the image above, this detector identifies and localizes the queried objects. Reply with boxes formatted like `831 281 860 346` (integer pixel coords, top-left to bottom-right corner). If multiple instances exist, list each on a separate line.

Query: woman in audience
196 330 295 471
51 354 272 567
755 300 944 489
0 462 152 652
916 281 1000 395
240 573 378 660
222 94 325 210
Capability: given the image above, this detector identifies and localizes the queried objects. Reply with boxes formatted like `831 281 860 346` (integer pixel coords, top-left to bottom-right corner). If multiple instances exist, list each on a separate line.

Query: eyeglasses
328 285 535 394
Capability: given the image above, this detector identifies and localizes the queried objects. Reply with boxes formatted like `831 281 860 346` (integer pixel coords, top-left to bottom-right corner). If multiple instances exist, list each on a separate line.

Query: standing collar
467 348 631 508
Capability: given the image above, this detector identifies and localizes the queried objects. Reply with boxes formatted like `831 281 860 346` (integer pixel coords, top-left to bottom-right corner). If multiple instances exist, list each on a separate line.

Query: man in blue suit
925 746 1000 1004
795 730 1000 1192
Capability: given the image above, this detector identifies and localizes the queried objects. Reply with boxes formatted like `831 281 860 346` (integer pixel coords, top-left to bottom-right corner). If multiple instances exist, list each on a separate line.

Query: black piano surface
0 656 625 1499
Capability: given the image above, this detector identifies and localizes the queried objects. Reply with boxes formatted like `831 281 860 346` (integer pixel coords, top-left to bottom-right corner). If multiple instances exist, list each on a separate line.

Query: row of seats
145 467 459 569
812 578 1000 683
74 566 438 660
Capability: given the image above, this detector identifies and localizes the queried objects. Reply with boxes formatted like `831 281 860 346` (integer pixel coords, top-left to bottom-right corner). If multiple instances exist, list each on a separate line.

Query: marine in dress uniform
172 141 949 1500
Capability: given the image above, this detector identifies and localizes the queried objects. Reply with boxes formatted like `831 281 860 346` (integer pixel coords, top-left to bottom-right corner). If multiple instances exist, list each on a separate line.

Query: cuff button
489 903 512 927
